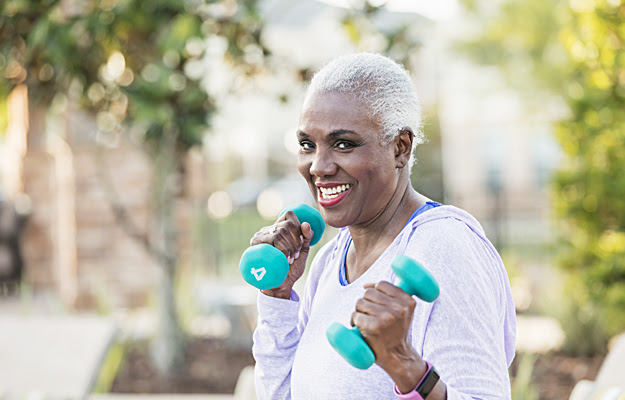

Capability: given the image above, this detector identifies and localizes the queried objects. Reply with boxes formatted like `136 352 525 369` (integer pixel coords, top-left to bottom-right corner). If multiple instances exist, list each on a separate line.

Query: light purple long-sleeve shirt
253 205 516 399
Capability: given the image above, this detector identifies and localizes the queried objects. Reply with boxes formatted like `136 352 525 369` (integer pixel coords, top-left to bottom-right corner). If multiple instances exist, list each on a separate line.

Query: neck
345 177 428 281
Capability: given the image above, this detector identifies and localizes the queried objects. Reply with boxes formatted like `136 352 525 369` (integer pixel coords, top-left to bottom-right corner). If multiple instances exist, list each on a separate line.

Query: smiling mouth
318 184 352 200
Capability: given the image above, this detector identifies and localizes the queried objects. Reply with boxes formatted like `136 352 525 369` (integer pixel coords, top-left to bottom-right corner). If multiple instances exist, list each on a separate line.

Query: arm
416 219 515 399
253 291 302 400
252 253 328 400
354 219 515 399
416 231 515 400
250 211 319 400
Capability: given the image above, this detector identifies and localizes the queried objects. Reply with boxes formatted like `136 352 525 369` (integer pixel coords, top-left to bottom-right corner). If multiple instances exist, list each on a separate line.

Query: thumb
301 222 314 245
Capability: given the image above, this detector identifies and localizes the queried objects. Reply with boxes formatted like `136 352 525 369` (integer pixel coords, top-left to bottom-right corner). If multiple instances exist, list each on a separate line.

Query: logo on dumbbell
251 267 266 281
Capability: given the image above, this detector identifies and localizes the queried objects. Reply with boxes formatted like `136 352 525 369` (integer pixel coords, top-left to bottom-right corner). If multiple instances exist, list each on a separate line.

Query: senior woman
250 53 516 400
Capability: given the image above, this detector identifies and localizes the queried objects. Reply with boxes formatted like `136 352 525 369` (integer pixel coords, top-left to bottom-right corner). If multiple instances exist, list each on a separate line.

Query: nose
309 148 337 178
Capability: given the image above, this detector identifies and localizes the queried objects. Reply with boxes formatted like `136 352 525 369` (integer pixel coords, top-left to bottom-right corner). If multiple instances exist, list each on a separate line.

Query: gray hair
304 53 424 168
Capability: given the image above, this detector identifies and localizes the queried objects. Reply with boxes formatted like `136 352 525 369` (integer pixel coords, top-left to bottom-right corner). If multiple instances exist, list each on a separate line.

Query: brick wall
5 88 204 310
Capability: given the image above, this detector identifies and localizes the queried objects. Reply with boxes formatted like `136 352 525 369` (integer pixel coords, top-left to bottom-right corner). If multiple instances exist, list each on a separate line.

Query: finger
361 287 395 306
301 222 314 242
281 217 305 250
273 235 294 261
250 228 275 246
279 210 302 235
355 296 389 316
374 281 412 299
277 224 302 256
351 311 387 336
276 209 299 224
293 235 303 259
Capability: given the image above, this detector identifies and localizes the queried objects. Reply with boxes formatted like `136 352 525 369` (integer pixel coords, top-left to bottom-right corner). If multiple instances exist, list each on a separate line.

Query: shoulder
403 206 510 310
400 206 516 367
403 206 494 254
405 205 497 268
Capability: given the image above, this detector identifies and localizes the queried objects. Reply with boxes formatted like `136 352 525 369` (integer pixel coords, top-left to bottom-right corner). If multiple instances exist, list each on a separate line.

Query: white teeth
319 184 352 199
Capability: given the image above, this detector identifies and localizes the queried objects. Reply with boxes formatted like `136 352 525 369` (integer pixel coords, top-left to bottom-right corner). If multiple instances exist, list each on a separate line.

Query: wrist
382 347 427 394
391 358 428 394
393 361 440 400
261 285 293 299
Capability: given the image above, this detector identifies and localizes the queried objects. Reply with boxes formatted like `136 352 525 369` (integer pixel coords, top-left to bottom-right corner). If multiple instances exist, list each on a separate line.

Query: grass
92 341 127 393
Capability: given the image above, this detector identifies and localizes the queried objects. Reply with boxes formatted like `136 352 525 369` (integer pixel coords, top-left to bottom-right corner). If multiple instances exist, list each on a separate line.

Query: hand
249 210 315 299
351 281 428 393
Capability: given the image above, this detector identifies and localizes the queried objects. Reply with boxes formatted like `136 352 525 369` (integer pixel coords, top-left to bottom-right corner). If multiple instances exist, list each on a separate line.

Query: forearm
252 291 301 400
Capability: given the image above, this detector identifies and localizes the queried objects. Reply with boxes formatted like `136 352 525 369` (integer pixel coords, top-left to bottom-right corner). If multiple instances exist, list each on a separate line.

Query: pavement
0 313 118 400
0 288 258 400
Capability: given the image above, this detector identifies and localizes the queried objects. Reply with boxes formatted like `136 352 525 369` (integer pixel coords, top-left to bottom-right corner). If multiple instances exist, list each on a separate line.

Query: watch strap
394 361 440 400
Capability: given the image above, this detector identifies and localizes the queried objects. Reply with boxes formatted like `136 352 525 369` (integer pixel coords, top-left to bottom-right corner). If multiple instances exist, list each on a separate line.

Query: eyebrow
296 129 360 138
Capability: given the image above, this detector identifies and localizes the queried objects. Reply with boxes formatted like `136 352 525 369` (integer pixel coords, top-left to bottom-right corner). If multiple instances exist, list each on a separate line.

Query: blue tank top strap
339 201 442 286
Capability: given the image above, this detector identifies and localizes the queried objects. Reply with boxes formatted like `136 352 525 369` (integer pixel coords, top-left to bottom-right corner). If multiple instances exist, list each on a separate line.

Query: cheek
297 156 311 179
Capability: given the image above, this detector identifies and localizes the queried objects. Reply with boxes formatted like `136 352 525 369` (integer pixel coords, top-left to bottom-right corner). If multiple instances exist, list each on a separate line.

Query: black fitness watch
393 361 440 399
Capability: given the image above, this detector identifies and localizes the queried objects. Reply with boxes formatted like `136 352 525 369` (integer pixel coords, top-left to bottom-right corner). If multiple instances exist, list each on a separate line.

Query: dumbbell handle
326 256 439 369
239 204 325 290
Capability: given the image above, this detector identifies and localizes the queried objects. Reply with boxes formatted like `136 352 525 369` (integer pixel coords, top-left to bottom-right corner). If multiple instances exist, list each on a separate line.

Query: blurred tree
0 0 266 373
340 1 426 69
458 0 625 352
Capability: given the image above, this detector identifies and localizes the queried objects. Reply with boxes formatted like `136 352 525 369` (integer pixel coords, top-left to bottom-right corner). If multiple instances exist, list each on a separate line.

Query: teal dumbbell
239 204 325 290
326 255 439 369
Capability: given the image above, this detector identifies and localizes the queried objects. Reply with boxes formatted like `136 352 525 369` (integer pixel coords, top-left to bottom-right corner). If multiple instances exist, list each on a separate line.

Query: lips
316 183 353 207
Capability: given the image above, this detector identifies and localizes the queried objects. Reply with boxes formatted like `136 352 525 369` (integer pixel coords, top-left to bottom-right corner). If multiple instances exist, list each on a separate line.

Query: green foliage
1 0 266 150
459 0 625 346
552 1 625 339
340 1 425 69
456 0 573 98
93 341 126 393
511 353 538 400
557 278 610 356
0 96 7 135
1 0 268 374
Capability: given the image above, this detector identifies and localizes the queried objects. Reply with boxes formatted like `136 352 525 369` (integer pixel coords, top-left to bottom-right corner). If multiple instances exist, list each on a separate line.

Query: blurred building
0 85 211 308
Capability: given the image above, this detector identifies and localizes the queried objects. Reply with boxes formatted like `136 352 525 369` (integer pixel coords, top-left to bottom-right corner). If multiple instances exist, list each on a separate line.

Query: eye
335 141 354 150
299 141 315 151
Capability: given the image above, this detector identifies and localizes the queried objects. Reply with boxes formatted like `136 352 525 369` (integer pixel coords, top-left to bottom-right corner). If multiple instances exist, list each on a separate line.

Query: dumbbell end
281 204 325 246
326 322 375 370
239 244 289 290
392 255 440 302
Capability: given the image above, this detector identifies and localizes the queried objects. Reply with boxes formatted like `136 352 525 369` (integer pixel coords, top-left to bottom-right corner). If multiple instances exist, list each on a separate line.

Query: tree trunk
149 125 186 375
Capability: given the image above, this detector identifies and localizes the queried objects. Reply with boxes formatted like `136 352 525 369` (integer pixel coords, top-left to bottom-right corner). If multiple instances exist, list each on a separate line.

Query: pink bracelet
393 361 433 400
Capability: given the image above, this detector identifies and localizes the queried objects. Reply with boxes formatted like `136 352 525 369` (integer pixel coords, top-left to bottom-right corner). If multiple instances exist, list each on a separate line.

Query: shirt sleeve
252 290 301 400
252 240 336 400
406 218 516 400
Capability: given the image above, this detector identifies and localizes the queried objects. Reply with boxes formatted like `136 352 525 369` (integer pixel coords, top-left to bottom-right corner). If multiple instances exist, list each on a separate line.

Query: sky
316 0 460 20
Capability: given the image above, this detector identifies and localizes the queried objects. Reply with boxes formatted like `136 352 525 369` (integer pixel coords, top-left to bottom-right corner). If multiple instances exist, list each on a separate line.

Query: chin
317 207 349 229
325 219 348 229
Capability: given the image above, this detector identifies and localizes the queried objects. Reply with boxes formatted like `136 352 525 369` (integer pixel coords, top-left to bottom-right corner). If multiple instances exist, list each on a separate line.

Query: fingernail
294 250 300 259
288 256 293 264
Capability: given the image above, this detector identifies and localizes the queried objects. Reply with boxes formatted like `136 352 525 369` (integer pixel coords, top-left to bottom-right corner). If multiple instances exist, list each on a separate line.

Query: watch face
418 368 440 398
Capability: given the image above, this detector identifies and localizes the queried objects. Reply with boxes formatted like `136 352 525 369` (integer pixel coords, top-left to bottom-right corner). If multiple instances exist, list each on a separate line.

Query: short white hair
304 53 424 168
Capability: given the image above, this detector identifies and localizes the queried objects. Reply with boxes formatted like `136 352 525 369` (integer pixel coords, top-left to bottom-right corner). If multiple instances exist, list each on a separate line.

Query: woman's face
297 92 400 228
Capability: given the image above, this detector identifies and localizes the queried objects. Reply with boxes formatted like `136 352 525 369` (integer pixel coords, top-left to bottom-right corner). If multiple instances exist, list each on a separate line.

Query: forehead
299 92 380 135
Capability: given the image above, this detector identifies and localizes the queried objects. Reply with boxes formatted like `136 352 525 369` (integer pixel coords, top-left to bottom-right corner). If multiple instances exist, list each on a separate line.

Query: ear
394 128 414 169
